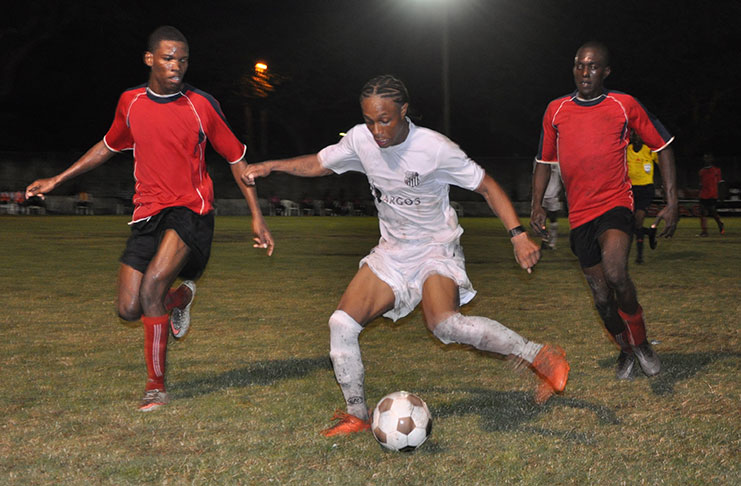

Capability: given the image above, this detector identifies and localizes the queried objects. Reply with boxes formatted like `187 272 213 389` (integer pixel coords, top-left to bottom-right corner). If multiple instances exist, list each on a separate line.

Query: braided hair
359 75 410 106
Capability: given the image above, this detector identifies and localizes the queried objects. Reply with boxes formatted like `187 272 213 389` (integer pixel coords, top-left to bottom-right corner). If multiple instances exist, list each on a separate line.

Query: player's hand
25 177 58 199
241 163 272 186
529 206 548 239
252 217 274 256
652 203 679 238
511 232 540 274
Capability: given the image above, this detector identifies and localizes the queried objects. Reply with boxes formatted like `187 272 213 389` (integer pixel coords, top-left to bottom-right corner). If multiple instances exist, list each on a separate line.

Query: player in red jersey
697 153 725 236
25 26 274 411
531 41 678 380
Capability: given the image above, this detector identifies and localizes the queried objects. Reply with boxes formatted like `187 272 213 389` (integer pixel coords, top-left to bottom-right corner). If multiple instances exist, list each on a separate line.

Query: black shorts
699 198 718 215
632 184 654 212
569 206 634 268
120 207 214 280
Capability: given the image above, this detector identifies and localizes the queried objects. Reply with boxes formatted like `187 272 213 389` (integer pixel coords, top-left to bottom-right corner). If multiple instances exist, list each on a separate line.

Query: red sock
618 306 647 346
164 285 190 311
142 314 169 391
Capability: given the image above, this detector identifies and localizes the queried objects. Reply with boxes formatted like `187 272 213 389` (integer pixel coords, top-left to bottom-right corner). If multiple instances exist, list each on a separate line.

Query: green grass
0 215 739 485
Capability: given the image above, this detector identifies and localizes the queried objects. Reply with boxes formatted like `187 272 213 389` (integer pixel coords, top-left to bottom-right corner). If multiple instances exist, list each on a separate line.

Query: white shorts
543 196 562 212
359 238 477 321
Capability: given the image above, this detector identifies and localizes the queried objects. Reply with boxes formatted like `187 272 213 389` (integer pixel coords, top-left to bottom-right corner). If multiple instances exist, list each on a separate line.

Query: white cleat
170 280 196 340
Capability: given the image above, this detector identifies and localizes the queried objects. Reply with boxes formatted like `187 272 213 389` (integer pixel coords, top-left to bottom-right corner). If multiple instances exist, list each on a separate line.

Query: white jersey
318 119 485 246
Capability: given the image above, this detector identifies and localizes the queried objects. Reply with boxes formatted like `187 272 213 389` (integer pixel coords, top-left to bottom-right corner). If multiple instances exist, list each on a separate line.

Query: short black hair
577 40 610 66
147 25 188 53
359 74 410 106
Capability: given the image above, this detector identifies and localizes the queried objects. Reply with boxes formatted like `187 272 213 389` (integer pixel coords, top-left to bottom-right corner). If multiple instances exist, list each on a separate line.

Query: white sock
549 221 559 247
328 310 368 421
433 313 543 363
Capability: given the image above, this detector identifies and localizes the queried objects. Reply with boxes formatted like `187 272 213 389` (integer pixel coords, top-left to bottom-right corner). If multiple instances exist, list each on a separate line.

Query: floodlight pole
441 3 451 136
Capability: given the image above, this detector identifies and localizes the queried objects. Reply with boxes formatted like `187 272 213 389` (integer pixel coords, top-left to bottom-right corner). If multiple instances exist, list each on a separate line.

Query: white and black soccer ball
371 391 432 452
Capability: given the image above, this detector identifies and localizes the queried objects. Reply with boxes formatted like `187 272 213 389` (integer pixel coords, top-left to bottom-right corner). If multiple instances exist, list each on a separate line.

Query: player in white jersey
242 75 570 436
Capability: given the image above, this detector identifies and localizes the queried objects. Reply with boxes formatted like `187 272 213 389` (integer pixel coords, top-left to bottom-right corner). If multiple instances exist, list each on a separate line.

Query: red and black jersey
104 84 246 222
536 90 673 229
699 166 722 199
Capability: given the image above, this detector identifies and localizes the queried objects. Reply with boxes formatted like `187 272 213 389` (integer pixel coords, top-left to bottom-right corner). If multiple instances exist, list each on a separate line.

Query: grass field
0 215 738 485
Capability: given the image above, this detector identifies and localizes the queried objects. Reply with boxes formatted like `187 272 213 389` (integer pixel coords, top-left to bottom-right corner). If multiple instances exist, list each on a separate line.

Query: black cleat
616 350 635 380
632 341 661 376
648 227 658 249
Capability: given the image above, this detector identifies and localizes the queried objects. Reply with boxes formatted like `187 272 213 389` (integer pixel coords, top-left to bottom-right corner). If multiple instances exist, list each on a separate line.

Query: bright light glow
254 62 268 73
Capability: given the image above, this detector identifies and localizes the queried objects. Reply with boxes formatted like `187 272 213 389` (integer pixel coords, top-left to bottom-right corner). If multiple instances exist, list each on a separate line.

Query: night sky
2 0 739 163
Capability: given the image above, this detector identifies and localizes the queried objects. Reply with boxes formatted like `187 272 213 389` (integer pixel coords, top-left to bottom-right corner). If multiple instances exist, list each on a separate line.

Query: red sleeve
198 93 246 164
103 91 135 152
625 96 673 152
536 101 560 163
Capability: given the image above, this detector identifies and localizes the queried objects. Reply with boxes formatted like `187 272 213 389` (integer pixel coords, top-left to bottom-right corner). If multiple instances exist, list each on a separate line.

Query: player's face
573 47 610 99
361 95 409 148
145 40 189 95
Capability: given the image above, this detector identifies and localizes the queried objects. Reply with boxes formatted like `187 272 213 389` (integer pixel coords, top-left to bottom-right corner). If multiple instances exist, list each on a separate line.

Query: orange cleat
531 344 570 404
320 410 370 437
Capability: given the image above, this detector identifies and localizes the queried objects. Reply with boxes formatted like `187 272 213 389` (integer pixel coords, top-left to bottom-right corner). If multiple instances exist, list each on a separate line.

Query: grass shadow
597 351 740 395
173 356 331 398
421 386 619 444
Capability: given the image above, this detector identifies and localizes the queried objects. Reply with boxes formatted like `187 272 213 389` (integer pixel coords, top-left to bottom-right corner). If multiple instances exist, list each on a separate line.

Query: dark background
2 0 740 197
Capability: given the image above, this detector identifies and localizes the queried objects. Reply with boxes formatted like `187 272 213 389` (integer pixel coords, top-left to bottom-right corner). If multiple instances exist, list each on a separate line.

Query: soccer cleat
719 222 725 235
138 389 168 412
697 231 708 237
170 280 196 339
647 227 658 250
320 410 370 437
531 345 570 404
615 350 636 380
632 340 661 376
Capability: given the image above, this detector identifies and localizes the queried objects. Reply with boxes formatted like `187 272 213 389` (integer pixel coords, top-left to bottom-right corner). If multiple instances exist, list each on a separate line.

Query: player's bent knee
117 304 141 322
329 310 363 349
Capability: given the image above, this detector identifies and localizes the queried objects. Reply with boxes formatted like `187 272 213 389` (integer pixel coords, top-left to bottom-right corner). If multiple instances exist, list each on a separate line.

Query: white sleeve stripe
653 137 675 152
103 136 124 153
227 145 247 164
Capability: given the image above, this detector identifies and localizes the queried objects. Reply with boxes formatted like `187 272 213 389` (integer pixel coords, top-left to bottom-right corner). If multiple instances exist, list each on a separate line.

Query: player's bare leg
584 229 660 378
422 274 569 404
136 230 191 411
117 264 144 322
634 208 646 263
322 265 395 436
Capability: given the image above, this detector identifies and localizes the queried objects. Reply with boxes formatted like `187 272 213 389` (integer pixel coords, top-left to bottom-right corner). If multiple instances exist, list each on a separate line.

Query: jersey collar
146 85 187 103
572 90 608 107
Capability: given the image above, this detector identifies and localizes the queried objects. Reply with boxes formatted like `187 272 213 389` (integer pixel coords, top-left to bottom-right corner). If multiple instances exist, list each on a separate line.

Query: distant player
626 131 659 263
531 41 678 380
242 74 570 436
25 26 274 411
539 163 563 250
697 153 725 236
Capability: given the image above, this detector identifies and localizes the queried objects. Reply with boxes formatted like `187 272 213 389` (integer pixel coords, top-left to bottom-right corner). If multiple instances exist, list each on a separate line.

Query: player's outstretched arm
26 140 115 198
241 154 332 186
529 162 552 239
652 146 679 238
230 160 274 256
475 173 540 273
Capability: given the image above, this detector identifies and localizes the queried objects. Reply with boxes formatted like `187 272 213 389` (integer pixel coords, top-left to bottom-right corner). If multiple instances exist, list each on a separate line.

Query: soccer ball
371 391 432 452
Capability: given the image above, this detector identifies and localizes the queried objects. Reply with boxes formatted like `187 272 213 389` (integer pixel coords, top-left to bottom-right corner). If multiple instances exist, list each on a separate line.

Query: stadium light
407 0 453 136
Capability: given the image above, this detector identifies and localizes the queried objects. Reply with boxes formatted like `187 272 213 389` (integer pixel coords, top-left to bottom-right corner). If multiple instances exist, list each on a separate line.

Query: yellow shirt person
627 143 657 187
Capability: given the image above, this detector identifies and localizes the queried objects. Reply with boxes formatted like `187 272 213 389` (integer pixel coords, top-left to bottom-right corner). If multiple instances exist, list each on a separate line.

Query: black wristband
508 225 526 238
